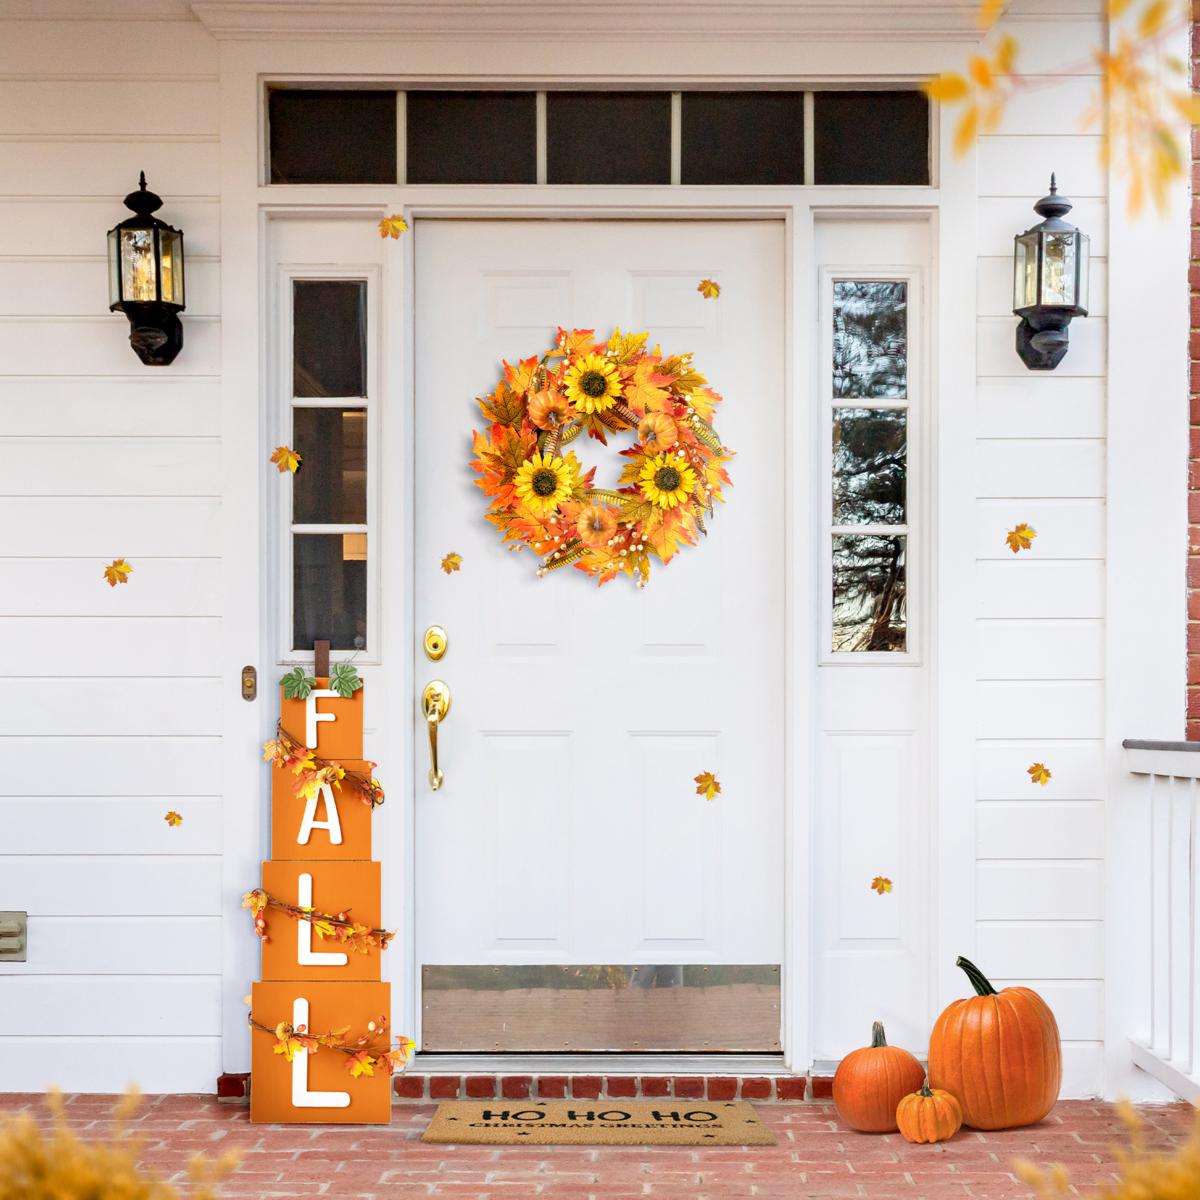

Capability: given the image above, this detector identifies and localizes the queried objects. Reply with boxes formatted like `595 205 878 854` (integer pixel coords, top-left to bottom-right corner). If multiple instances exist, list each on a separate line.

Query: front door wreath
469 327 734 586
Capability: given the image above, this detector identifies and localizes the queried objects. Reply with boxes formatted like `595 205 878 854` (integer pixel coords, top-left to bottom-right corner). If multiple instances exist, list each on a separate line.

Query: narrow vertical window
829 280 909 653
290 280 369 652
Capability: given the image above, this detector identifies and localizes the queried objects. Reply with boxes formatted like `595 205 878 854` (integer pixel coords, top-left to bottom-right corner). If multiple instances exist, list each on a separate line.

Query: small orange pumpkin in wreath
469 327 733 587
896 1081 963 1144
832 1021 925 1133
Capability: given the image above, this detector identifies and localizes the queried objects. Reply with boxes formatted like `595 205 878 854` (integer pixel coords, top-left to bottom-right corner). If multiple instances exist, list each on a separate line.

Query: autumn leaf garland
263 721 385 808
242 887 395 955
248 1010 413 1078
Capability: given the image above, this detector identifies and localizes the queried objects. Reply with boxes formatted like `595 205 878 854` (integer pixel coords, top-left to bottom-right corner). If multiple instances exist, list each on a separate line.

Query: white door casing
412 220 787 1048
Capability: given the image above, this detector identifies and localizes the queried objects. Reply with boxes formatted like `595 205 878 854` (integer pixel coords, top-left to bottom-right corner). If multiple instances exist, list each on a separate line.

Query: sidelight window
827 278 914 655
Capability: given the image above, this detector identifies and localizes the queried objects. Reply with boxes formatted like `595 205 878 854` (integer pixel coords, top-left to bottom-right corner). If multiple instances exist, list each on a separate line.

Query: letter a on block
290 997 350 1109
296 873 348 967
305 689 339 749
297 782 343 846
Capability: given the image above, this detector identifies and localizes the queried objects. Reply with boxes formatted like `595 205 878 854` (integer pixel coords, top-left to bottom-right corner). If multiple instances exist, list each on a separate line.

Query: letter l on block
290 997 349 1109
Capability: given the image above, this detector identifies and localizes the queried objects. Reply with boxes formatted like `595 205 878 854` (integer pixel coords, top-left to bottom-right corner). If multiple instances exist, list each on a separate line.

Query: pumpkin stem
919 1079 934 1098
871 1021 888 1048
956 955 999 996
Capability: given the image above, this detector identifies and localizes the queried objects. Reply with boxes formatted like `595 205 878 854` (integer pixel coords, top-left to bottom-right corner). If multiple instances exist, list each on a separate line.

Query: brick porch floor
0 1093 1194 1199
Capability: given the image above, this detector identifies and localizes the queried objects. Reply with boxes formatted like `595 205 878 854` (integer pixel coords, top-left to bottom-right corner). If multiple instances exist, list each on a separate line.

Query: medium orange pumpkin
928 956 1061 1130
896 1081 963 1144
832 1021 926 1133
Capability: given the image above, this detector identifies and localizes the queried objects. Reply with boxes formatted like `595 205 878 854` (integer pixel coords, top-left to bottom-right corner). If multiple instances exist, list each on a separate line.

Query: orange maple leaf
1006 522 1037 553
441 552 462 575
378 214 408 239
270 445 302 474
1027 762 1052 786
550 327 600 358
103 558 133 587
503 355 539 395
697 278 721 299
694 770 721 801
870 875 893 895
624 357 673 413
164 810 183 827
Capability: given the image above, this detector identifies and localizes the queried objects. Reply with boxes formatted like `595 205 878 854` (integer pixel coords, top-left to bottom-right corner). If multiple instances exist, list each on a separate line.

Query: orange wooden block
271 759 372 861
250 980 392 1124
279 679 364 760
260 860 383 983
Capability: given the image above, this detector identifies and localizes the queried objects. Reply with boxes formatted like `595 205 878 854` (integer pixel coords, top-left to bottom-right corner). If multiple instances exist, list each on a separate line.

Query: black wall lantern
107 173 186 366
1012 174 1089 371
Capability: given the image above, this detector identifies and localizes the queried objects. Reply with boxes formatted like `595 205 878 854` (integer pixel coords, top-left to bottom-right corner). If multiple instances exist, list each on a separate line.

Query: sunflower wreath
470 327 734 586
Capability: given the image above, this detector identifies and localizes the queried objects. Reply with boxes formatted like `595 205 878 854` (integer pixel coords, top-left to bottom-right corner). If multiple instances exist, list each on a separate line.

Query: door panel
413 220 786 1051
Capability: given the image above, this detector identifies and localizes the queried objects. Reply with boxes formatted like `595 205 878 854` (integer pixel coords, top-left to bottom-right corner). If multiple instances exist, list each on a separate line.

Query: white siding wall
973 2 1108 1096
0 0 223 1091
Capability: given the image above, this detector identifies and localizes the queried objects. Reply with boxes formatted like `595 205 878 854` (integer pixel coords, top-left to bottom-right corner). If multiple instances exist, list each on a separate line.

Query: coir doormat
421 1099 776 1145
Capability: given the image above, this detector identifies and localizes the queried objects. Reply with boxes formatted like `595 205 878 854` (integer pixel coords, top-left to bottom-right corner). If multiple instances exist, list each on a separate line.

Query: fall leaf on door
270 445 302 474
697 278 721 299
103 558 133 587
378 214 409 239
1027 762 1053 786
870 875 893 895
1005 522 1037 553
694 771 721 801
164 810 183 827
441 552 463 574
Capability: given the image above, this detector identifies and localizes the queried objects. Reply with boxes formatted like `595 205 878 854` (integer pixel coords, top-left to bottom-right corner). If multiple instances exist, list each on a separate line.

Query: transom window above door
266 87 930 186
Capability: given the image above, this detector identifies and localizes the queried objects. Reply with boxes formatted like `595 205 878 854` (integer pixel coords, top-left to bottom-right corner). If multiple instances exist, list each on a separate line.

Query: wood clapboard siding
0 6 223 1094
972 0 1107 1097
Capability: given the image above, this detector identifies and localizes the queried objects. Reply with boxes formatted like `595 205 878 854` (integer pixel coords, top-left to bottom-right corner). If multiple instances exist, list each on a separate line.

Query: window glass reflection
832 281 907 399
293 408 367 525
832 535 907 653
833 408 906 526
292 533 367 651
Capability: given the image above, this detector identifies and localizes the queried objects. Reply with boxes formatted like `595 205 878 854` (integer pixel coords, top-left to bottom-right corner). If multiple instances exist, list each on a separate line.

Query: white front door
412 219 787 1053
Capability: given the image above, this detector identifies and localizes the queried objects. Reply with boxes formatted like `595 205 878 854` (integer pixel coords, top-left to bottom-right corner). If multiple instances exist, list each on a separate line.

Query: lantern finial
123 172 163 217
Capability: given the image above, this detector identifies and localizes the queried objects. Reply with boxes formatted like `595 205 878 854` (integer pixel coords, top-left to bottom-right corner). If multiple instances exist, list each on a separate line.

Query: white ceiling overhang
188 0 992 42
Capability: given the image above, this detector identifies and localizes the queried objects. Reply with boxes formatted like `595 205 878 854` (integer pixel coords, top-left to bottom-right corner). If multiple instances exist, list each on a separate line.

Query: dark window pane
833 281 907 399
814 91 929 185
293 408 367 524
293 533 367 651
269 89 396 185
832 535 906 653
406 91 536 183
833 408 906 526
547 92 670 185
293 281 366 398
681 92 805 185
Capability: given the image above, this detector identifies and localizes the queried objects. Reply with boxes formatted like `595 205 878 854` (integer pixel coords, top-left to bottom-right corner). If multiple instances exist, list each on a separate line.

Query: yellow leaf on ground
270 445 302 474
697 278 721 299
977 0 1003 28
1027 762 1052 786
1171 92 1200 124
694 771 721 801
103 558 133 587
870 875 893 895
924 73 970 103
164 810 183 827
1005 522 1037 553
969 55 994 89
1138 0 1167 38
378 214 408 239
441 552 463 574
953 105 980 155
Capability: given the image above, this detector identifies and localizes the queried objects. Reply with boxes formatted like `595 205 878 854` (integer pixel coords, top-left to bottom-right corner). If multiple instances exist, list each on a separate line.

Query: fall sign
247 673 408 1124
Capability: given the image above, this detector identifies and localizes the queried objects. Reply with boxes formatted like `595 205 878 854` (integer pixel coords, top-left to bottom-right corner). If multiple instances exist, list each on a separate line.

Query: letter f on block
305 688 339 749
290 997 349 1109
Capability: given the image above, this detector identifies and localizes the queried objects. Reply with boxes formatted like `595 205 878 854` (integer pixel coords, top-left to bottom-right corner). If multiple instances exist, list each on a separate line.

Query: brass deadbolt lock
423 626 448 661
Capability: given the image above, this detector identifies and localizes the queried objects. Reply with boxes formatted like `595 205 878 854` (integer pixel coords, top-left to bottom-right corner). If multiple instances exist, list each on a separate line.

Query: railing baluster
1171 778 1191 1065
1152 773 1170 1056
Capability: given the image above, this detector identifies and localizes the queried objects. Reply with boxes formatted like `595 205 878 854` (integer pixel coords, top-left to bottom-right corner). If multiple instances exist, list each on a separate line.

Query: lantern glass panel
1040 231 1076 306
107 229 120 305
1076 232 1090 312
120 226 158 302
1014 232 1038 310
159 228 184 306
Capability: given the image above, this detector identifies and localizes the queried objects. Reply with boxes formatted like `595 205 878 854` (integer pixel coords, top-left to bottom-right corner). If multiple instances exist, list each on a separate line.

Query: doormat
421 1099 776 1145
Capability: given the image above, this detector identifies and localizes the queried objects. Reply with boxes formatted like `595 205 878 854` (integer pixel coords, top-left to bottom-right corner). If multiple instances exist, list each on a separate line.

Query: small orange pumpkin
896 1081 963 1144
928 956 1061 1130
832 1021 926 1133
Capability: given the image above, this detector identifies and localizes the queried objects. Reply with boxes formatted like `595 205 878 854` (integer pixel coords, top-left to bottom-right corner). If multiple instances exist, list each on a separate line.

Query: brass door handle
422 680 452 791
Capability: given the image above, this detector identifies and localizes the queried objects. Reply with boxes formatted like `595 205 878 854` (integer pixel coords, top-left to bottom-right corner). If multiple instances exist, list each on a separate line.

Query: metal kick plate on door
421 964 781 1052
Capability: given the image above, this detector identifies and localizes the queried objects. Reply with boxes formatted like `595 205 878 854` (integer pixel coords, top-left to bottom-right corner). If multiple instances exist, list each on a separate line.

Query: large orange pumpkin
928 956 1061 1130
832 1021 926 1133
896 1081 963 1144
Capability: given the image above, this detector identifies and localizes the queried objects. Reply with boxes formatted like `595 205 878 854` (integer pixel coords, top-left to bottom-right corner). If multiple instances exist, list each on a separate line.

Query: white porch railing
1125 738 1200 1101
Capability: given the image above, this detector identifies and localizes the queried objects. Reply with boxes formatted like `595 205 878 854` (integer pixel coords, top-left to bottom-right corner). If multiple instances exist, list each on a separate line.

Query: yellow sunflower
563 353 622 414
513 451 580 516
639 452 697 509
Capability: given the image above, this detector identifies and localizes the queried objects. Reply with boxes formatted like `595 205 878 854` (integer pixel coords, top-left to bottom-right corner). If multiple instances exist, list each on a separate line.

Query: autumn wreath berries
470 327 734 586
